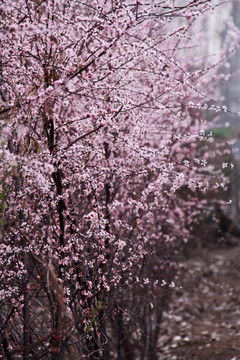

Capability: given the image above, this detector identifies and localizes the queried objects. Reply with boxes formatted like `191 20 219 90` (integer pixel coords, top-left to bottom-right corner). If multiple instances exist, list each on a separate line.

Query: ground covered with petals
158 240 240 360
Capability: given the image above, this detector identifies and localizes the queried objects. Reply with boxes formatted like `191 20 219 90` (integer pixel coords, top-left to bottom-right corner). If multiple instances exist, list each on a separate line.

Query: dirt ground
158 239 240 360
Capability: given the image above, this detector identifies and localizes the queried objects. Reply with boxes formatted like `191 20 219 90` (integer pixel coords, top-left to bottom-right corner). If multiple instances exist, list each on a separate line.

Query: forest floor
158 237 240 360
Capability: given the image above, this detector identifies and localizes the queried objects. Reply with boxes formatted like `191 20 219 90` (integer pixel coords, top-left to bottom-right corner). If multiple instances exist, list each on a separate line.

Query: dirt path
158 244 240 360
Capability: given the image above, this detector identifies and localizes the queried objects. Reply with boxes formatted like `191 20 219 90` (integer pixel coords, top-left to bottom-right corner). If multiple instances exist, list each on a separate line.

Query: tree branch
65 124 103 150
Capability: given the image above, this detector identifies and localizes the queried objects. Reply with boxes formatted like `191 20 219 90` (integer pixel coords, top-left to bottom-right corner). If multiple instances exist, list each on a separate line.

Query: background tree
0 0 229 359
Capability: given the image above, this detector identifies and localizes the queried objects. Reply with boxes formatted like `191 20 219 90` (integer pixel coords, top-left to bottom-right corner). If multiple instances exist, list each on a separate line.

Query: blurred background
160 3 240 359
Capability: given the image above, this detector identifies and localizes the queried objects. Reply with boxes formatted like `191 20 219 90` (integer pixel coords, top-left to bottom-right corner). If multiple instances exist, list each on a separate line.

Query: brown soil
158 241 240 360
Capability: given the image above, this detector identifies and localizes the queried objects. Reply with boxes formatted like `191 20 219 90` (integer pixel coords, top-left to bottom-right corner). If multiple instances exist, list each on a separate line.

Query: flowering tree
0 0 226 359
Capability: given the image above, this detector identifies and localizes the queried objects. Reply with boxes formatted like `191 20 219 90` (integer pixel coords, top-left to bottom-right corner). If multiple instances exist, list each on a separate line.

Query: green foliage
205 128 235 139
86 301 103 333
